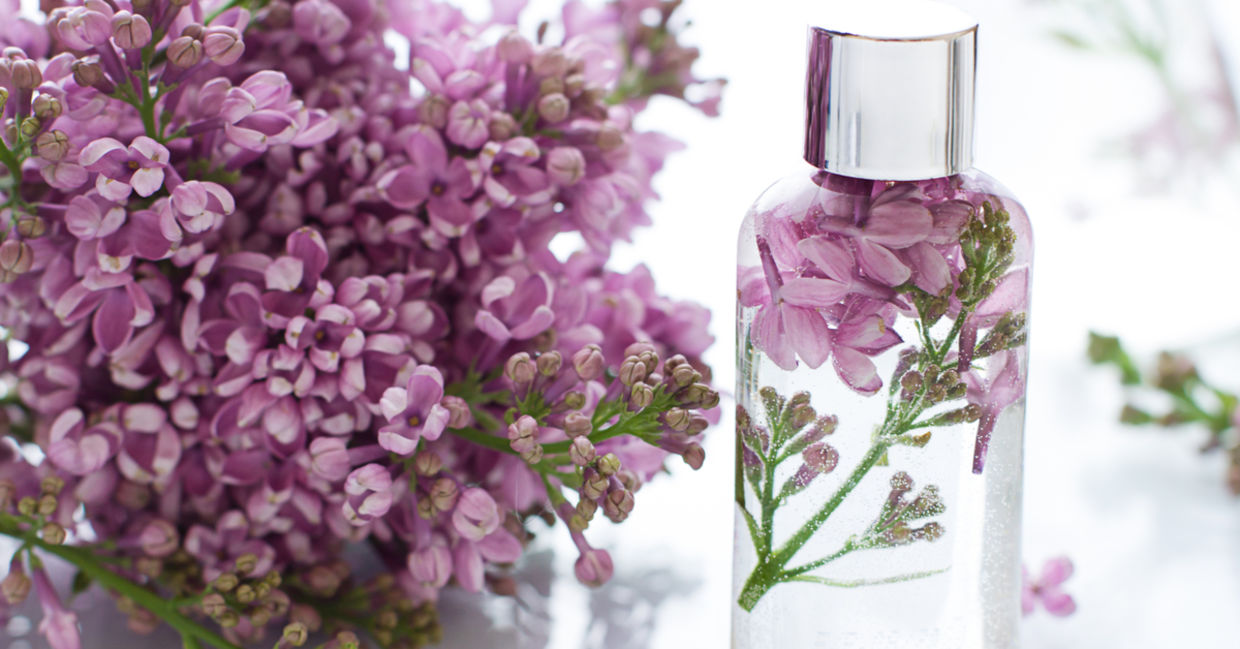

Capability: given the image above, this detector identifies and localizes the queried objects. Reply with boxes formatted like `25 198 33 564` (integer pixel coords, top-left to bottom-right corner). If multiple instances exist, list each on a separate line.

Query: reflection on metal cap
804 1 978 180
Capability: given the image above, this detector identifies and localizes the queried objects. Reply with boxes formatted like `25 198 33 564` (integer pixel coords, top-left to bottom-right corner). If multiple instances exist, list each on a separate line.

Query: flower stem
0 514 243 649
0 139 23 186
785 567 948 588
772 441 891 567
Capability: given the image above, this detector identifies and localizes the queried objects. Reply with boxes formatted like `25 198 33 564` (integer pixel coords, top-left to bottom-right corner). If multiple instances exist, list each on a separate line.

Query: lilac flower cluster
0 0 721 647
739 178 1028 471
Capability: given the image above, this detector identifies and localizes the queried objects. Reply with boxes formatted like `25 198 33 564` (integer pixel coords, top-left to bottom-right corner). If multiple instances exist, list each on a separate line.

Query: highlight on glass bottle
732 169 1032 648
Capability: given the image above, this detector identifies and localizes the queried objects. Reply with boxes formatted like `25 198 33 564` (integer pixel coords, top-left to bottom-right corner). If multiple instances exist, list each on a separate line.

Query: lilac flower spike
0 0 723 638
79 136 170 201
378 365 450 455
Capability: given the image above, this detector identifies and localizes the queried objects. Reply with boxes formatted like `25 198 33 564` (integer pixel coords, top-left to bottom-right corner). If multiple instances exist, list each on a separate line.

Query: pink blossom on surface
1023 557 1077 617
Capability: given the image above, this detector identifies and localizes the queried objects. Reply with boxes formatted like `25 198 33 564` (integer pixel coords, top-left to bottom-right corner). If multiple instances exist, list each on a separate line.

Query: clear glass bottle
731 4 1033 649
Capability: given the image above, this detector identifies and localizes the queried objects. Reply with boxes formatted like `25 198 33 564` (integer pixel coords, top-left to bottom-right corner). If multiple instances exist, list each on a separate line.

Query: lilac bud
531 49 567 77
116 481 151 509
505 352 536 388
0 240 34 282
539 77 565 96
112 12 153 49
616 468 642 491
203 26 244 65
596 453 621 477
564 412 591 438
803 443 839 475
574 548 613 587
414 451 443 476
416 498 436 520
284 622 309 647
663 408 690 431
18 117 40 139
418 94 450 129
441 395 472 428
488 112 516 140
546 147 586 185
235 553 258 576
602 488 634 522
563 391 586 410
569 437 596 466
581 469 608 501
32 94 61 121
536 351 562 377
537 93 570 124
507 415 538 451
302 566 340 596
181 23 205 39
290 604 322 633
139 519 179 557
41 476 63 496
235 583 256 603
41 522 66 545
573 344 605 381
624 341 655 358
72 60 112 92
135 557 162 578
429 477 459 512
335 631 361 649
564 72 585 97
680 382 716 408
682 443 705 470
685 413 710 435
618 357 646 386
915 522 945 542
890 471 914 494
11 59 41 90
253 0 290 27
201 593 227 617
497 30 534 63
629 382 654 410
2 567 30 604
575 497 597 521
596 124 624 151
519 443 544 464
36 130 69 162
0 479 15 509
167 36 203 68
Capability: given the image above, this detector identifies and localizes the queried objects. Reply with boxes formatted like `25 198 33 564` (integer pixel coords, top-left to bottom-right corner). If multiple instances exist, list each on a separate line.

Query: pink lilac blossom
0 0 720 646
1022 556 1077 617
741 177 1028 438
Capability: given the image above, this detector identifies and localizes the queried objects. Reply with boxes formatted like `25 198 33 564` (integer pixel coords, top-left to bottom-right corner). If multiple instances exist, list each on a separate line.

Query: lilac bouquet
0 0 723 647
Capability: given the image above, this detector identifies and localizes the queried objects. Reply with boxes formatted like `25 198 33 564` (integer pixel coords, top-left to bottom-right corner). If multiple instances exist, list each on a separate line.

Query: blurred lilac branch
1045 0 1240 176
1088 332 1240 495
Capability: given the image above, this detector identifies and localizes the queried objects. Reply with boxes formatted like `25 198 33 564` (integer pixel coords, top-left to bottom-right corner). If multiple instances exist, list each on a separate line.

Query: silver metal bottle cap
804 0 978 180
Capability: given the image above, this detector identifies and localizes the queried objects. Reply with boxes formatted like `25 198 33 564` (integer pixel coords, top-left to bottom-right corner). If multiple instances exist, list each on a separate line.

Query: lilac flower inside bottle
732 3 1032 648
